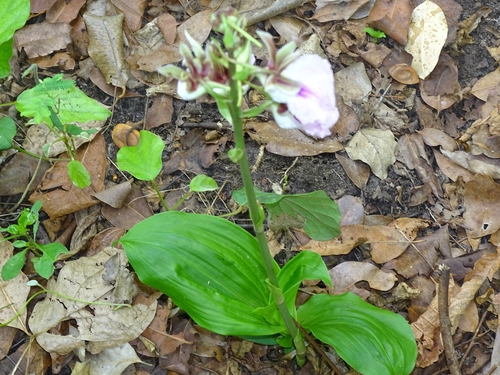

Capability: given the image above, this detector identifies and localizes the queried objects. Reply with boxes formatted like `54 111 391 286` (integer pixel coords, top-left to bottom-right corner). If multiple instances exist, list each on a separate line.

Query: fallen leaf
0 152 50 196
405 1 448 79
101 183 153 230
336 153 370 189
14 22 71 58
156 13 177 44
29 133 107 219
418 128 457 151
145 94 173 129
112 123 140 148
110 0 147 31
441 148 500 179
455 6 492 48
175 8 213 46
93 180 133 208
471 67 500 102
245 121 343 157
433 149 475 182
367 0 413 45
0 326 17 361
334 62 372 105
345 128 397 180
0 235 29 332
420 52 459 97
337 195 365 225
28 51 76 70
269 16 306 44
28 248 157 354
137 43 183 71
311 0 370 22
463 175 500 239
329 261 397 299
83 13 129 91
87 343 143 375
46 0 86 23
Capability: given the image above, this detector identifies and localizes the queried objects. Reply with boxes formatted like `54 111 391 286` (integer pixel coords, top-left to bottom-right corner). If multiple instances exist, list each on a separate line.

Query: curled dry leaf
405 0 448 79
440 148 500 179
336 153 370 189
329 262 397 300
345 128 397 180
112 123 140 148
388 63 420 85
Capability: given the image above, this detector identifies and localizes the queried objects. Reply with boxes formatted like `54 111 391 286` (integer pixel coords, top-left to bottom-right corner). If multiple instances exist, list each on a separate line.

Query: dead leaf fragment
14 22 71 58
311 0 370 22
83 13 129 91
110 0 147 31
345 128 397 180
336 153 370 189
329 262 397 299
405 1 448 79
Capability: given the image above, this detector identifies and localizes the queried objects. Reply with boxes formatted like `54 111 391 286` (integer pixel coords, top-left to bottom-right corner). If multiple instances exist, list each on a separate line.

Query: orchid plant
119 9 417 375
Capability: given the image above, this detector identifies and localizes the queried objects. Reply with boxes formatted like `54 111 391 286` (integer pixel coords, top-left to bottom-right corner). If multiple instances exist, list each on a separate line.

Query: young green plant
119 9 417 375
0 65 111 188
1 201 68 280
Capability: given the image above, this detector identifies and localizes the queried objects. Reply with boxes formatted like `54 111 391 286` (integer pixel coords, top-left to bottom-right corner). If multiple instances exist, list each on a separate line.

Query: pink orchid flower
257 31 339 139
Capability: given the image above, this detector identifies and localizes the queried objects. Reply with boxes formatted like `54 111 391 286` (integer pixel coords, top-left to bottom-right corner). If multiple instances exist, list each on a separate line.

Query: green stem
151 179 169 211
226 51 306 365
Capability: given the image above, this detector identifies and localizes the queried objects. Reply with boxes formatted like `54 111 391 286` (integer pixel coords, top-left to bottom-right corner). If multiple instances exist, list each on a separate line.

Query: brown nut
388 63 420 85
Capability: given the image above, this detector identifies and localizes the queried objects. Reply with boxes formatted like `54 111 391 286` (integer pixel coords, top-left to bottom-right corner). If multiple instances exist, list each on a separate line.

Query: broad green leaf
267 191 341 240
120 211 285 336
68 160 91 188
0 116 16 150
2 249 27 281
234 187 341 240
0 0 29 78
0 39 13 79
278 251 332 314
190 174 218 192
116 130 164 181
232 186 283 205
297 293 417 375
34 242 68 279
16 74 111 126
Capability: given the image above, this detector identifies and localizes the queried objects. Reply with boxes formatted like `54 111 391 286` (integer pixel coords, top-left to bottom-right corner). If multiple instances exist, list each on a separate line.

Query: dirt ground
1 0 500 374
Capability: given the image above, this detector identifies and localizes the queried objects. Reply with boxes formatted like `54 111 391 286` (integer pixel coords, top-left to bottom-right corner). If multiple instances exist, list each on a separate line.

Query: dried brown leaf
418 128 457 152
29 134 107 220
246 121 343 157
329 262 397 299
46 0 86 23
175 8 213 46
336 153 370 189
145 94 173 129
110 0 147 31
156 12 178 44
83 13 129 90
367 0 413 45
311 0 370 22
14 22 71 58
337 195 365 225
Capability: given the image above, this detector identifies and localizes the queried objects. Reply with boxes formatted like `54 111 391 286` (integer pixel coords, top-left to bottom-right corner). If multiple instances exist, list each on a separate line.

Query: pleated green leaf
278 251 332 314
120 211 285 336
297 293 417 375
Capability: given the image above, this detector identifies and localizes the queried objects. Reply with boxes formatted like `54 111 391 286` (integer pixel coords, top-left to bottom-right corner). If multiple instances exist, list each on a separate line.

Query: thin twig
459 308 489 368
438 264 461 375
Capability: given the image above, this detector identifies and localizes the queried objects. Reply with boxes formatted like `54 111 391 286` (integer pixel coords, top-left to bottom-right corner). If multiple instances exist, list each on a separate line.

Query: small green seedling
365 27 386 43
0 65 111 188
1 201 68 280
